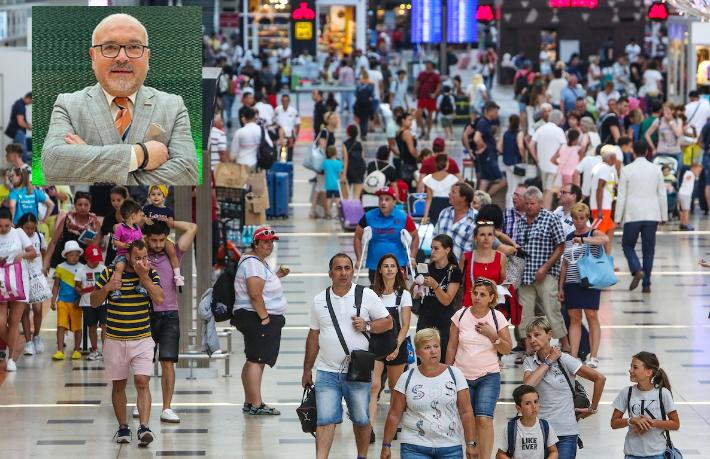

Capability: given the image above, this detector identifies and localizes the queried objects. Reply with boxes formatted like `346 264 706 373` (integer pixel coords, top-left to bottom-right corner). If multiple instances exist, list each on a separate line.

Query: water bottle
242 226 250 246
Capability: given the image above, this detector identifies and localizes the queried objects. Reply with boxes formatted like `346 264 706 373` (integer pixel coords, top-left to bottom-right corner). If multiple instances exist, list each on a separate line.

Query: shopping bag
26 262 51 303
0 260 26 302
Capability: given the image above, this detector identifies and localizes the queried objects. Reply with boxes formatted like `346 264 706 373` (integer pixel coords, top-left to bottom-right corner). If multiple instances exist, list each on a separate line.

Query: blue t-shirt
560 86 584 113
358 208 414 270
9 187 47 225
322 158 343 192
475 117 497 160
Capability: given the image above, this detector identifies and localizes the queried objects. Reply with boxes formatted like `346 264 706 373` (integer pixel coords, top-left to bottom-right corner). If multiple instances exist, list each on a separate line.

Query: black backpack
210 261 238 323
257 125 276 170
439 95 454 115
506 416 551 458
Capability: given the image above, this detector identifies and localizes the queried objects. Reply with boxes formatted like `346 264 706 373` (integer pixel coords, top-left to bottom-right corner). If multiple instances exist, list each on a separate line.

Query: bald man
41 13 198 185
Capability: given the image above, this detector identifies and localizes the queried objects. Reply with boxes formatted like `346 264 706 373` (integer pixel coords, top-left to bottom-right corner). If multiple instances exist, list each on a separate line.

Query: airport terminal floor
2 98 710 459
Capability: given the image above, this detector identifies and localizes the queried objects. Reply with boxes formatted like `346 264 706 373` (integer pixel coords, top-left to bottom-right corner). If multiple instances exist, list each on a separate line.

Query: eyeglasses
93 43 149 59
559 190 572 195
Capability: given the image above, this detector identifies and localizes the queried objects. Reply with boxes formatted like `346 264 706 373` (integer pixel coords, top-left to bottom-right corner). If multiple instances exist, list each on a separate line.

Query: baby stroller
652 156 679 221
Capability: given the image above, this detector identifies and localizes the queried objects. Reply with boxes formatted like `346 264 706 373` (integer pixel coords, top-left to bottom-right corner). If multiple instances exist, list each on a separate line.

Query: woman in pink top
551 128 585 185
446 278 512 459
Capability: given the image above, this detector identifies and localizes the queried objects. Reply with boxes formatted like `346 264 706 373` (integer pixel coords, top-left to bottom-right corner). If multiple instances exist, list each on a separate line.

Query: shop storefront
316 0 366 56
687 20 710 98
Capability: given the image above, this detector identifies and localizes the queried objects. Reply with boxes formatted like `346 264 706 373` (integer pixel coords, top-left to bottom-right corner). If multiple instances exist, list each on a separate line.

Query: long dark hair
372 254 408 297
432 234 458 267
633 351 672 393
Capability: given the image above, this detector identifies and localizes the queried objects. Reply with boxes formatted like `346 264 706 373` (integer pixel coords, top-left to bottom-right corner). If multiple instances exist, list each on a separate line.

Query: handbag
557 361 590 449
505 255 525 289
26 261 51 303
304 130 327 173
658 387 683 459
0 259 26 302
357 290 398 359
405 336 415 365
296 385 317 437
325 286 375 382
575 234 617 289
513 165 527 177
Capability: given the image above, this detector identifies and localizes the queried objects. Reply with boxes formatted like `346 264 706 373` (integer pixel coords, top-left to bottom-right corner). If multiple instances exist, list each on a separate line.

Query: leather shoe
629 271 643 291
642 286 651 293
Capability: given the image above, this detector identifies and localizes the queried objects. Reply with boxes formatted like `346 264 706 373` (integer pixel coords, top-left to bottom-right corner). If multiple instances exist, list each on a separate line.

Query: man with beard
41 13 197 185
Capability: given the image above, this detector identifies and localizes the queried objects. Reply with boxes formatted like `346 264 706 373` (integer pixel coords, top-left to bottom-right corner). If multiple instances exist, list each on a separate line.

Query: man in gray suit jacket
41 13 198 185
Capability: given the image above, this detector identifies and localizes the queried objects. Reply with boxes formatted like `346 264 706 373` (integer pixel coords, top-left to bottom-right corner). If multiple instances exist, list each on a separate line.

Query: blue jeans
625 455 665 459
401 443 463 459
221 94 234 126
315 370 370 426
340 91 354 112
622 221 658 288
467 372 501 418
13 131 30 163
556 434 578 459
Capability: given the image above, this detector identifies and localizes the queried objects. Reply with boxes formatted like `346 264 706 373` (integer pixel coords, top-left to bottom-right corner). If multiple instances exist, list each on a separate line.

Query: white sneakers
6 358 16 372
33 336 45 354
24 341 35 355
585 356 599 368
160 408 180 423
132 407 140 418
87 351 102 361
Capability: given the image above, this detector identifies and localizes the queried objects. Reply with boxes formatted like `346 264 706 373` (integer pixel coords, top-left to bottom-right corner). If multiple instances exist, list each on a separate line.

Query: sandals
248 403 281 416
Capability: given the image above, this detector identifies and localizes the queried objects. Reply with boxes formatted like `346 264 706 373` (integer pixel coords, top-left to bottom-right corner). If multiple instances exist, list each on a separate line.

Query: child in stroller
654 156 679 221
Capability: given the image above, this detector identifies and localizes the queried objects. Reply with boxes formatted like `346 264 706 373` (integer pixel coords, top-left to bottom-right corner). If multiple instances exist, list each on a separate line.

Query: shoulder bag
304 130 327 173
575 231 617 289
296 384 317 437
557 359 590 449
357 288 398 359
325 285 375 382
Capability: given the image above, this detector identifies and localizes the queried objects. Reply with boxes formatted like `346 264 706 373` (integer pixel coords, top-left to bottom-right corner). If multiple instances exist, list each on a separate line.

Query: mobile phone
417 263 429 275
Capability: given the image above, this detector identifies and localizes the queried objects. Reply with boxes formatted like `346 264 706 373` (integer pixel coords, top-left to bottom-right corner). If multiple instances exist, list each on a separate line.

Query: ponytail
653 368 672 394
633 351 672 393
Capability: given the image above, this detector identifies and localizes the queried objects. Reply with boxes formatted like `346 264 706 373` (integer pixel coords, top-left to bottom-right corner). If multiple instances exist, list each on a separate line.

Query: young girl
551 129 584 185
368 254 412 445
321 146 343 219
611 352 680 459
19 214 51 356
142 185 183 285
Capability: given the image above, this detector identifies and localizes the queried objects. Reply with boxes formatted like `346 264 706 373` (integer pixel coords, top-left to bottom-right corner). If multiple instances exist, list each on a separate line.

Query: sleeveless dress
461 251 522 325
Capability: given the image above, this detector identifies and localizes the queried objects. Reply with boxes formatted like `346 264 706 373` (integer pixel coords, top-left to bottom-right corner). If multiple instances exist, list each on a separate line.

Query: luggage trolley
216 186 247 267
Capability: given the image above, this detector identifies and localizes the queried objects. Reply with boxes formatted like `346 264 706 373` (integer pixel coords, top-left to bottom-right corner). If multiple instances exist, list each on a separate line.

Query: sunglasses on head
255 229 276 237
474 277 495 286
476 220 495 226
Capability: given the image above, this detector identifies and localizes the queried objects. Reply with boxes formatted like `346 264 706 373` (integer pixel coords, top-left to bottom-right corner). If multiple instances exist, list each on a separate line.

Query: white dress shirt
615 157 668 224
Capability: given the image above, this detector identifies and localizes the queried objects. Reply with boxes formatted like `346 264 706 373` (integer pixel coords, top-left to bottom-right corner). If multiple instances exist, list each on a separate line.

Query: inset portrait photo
32 6 203 186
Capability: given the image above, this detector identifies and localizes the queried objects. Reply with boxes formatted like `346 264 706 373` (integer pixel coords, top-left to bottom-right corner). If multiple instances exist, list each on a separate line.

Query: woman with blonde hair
447 277 512 459
579 116 600 156
467 73 489 115
381 328 478 459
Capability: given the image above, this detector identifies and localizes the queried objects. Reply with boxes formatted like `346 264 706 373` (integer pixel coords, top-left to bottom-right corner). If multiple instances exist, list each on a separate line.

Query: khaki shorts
541 171 561 192
57 301 82 332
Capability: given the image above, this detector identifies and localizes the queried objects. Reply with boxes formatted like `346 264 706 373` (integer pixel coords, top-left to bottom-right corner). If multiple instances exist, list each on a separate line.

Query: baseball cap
432 137 446 152
84 244 103 264
253 226 279 241
375 186 397 199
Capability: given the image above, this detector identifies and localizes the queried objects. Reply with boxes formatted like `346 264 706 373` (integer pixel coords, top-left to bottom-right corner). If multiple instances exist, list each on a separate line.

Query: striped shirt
209 126 227 167
95 266 160 341
55 261 82 303
562 231 602 284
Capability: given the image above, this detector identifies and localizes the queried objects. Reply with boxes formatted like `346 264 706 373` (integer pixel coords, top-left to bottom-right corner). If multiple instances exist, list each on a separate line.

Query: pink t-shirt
113 223 143 257
557 144 581 178
451 308 508 380
148 247 184 312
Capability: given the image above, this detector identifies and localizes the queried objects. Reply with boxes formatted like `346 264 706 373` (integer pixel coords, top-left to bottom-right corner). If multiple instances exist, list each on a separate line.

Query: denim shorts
401 443 463 459
467 372 501 418
315 370 371 426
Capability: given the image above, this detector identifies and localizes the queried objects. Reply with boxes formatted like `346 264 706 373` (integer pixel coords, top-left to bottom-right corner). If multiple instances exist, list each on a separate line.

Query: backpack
514 71 530 97
439 95 454 115
257 125 276 170
210 255 261 323
506 417 551 458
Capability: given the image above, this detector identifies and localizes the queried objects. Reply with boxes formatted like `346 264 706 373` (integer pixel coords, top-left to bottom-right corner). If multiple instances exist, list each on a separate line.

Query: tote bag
26 260 51 303
576 243 617 289
304 131 327 173
0 260 26 302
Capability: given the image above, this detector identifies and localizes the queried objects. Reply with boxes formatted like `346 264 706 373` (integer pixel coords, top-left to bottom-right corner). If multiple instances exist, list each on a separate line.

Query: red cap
253 226 279 241
375 186 397 199
432 137 446 152
84 244 103 264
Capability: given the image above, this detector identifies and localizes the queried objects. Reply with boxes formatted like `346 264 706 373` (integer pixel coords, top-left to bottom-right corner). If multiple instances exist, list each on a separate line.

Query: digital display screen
447 0 478 44
411 0 442 44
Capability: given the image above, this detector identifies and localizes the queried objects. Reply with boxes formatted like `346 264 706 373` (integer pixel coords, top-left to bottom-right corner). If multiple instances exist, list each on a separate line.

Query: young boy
322 146 343 219
141 185 183 287
496 385 559 459
678 163 701 231
50 240 85 361
436 85 457 140
75 244 106 360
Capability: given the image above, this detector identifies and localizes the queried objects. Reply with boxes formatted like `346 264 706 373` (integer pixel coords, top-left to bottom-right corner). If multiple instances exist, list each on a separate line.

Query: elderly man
434 181 477 259
517 186 568 349
41 13 197 185
615 140 668 293
91 239 164 446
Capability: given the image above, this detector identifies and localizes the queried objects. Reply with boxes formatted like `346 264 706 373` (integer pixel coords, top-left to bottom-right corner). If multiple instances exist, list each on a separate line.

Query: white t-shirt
499 418 559 459
546 78 567 106
685 99 710 134
254 101 275 126
273 105 300 137
231 122 272 168
595 90 620 115
575 155 603 197
75 262 106 307
532 123 567 174
625 43 641 62
209 126 227 167
612 386 676 457
589 162 617 210
640 69 663 97
679 170 695 196
25 232 45 273
234 255 287 315
423 174 459 198
310 283 389 373
368 69 384 100
394 366 469 448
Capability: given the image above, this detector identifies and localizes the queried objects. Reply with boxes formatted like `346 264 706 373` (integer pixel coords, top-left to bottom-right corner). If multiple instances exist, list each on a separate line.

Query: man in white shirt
589 146 618 255
685 90 710 135
615 140 668 293
390 69 409 111
302 253 392 459
546 68 567 110
625 38 642 63
230 107 272 169
354 49 370 78
530 108 566 209
273 94 300 162
253 92 275 128
595 81 620 117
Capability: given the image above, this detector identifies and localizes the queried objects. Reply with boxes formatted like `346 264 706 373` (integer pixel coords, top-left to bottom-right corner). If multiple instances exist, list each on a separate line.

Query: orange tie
114 97 132 140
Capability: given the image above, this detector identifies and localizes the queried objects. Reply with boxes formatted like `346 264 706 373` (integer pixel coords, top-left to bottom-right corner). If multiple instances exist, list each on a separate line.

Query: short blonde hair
413 328 441 351
525 316 552 335
570 202 590 219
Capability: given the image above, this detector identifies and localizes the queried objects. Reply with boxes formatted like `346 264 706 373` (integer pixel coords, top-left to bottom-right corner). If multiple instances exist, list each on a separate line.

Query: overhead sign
647 1 669 21
411 0 442 44
290 0 316 57
447 0 478 43
548 0 599 7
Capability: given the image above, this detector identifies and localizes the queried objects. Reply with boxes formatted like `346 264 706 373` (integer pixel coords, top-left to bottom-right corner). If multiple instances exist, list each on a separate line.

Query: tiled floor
3 96 710 457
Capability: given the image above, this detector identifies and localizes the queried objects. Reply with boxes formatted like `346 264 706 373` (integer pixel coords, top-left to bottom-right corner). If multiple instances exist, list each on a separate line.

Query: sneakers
52 350 65 360
585 357 599 368
88 350 101 361
6 358 17 372
160 408 180 423
24 340 35 355
33 336 44 354
137 425 154 447
132 407 140 418
113 425 131 444
71 350 82 360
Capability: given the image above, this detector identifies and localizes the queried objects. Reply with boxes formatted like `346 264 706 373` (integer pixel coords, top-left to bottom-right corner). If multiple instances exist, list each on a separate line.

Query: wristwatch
466 440 478 447
365 322 372 332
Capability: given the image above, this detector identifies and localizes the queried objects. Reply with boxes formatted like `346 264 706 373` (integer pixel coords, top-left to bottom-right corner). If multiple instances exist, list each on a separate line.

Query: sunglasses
255 229 276 237
474 277 495 286
476 220 495 226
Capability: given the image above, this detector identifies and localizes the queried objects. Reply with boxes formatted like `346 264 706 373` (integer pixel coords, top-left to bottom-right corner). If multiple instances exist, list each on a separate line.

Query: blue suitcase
271 161 294 201
267 171 290 218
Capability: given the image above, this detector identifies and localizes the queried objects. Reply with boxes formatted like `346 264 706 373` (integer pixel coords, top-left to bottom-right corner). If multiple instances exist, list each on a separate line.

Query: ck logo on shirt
630 399 657 419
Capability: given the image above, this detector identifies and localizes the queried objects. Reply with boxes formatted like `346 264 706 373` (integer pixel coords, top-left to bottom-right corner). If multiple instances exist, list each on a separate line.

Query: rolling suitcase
340 199 364 231
271 161 294 201
267 171 290 218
